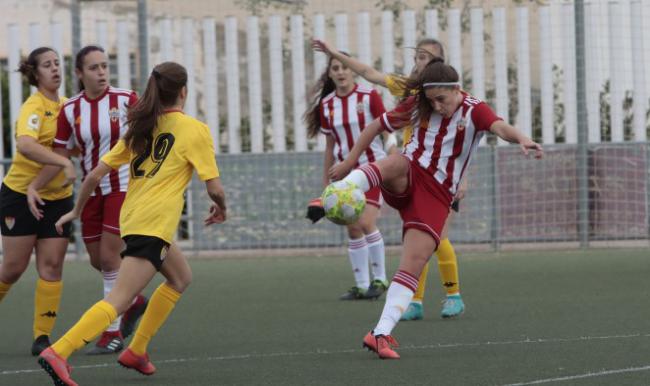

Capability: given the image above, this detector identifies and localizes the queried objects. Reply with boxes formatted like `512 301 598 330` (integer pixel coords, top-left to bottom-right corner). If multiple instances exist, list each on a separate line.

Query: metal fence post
575 0 589 247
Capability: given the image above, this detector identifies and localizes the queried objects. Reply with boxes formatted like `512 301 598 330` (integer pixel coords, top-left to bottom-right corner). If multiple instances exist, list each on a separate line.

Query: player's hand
328 160 353 181
55 210 78 235
204 204 226 225
26 184 45 220
519 138 543 159
62 159 76 187
312 39 334 55
454 182 467 201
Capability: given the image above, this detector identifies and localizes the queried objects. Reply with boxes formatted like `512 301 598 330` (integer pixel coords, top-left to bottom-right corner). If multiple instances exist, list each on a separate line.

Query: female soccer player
38 61 226 385
306 54 397 300
28 45 147 355
0 47 76 356
314 38 467 320
328 59 543 359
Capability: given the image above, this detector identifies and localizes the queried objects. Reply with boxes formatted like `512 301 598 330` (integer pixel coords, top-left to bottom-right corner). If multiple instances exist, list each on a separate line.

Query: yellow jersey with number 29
101 111 219 243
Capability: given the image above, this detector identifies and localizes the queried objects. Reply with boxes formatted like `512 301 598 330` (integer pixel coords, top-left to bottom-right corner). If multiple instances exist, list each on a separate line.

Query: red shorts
365 186 382 209
381 159 451 248
81 191 126 243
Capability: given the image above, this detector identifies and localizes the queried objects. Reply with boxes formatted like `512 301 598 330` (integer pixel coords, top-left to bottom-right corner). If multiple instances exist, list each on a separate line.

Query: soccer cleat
38 347 78 386
339 286 366 300
120 294 148 339
362 331 400 359
364 279 388 300
118 348 156 376
86 330 124 355
441 294 465 318
306 198 326 223
31 334 51 356
400 302 424 321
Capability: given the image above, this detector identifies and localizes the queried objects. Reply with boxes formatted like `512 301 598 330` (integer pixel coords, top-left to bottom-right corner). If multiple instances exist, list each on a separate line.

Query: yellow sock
129 283 181 356
51 300 117 359
33 279 63 339
412 261 430 303
0 281 12 303
437 238 460 295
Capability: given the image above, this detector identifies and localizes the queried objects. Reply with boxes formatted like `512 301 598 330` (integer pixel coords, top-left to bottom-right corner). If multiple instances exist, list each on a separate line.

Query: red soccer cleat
118 348 156 376
306 197 326 223
38 347 78 386
362 331 400 359
86 330 124 355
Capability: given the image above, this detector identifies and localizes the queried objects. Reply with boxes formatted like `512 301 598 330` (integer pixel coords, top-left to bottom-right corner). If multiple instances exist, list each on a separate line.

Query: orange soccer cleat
362 331 400 359
38 347 78 386
118 348 156 376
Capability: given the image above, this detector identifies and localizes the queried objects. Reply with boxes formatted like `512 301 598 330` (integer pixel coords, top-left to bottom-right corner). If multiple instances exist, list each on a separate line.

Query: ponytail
124 62 187 156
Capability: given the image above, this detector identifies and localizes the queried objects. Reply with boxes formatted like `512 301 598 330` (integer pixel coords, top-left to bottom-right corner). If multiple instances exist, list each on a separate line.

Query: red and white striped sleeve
319 103 331 135
368 89 386 119
53 105 75 149
471 102 502 132
379 96 417 133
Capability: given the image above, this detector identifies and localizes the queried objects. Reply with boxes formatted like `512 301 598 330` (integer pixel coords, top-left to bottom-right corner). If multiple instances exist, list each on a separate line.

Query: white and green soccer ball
321 181 366 225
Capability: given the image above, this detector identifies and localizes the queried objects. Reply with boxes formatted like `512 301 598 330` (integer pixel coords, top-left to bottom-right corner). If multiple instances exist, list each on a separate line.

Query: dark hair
416 38 445 61
75 45 105 90
124 62 187 156
18 47 57 87
304 52 351 138
404 58 459 125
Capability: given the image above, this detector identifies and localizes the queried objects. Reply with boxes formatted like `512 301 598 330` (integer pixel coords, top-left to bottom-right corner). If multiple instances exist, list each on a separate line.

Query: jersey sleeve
319 104 331 136
53 106 75 149
379 96 417 133
186 123 220 181
385 74 407 97
471 102 503 132
15 99 43 139
127 92 138 108
101 139 132 169
369 89 386 119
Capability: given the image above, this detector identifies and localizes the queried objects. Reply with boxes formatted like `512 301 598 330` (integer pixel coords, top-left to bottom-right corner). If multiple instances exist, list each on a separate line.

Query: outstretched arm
312 39 387 87
16 136 76 186
54 161 112 234
490 121 543 159
328 118 383 181
204 177 227 225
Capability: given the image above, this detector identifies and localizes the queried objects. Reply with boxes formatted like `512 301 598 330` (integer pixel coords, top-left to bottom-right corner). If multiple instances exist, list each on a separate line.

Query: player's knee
167 272 192 294
37 261 63 281
0 266 25 284
346 224 364 239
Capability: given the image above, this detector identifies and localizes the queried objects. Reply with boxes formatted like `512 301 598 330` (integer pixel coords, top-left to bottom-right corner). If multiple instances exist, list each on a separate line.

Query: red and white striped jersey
54 86 137 196
380 92 501 196
320 84 387 166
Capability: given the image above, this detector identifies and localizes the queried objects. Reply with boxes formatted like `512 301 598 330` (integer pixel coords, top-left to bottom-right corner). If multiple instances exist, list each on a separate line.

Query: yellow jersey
3 91 71 200
101 111 219 243
385 74 415 144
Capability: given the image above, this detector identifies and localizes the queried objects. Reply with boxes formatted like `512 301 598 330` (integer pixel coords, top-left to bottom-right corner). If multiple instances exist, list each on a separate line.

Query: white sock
374 270 418 336
366 230 386 282
343 170 370 192
102 269 122 332
348 237 370 289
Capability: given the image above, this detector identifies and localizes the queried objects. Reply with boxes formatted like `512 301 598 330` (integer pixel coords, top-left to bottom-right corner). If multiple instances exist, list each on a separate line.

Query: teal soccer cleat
400 302 423 321
441 294 465 318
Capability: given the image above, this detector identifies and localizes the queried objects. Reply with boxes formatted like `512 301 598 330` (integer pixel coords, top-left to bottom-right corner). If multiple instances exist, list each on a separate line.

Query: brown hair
416 38 445 60
123 62 187 156
18 47 57 87
403 58 459 125
304 52 351 138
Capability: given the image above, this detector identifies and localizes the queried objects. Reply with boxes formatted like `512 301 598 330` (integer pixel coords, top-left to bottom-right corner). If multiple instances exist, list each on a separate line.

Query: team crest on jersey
75 116 81 125
44 111 53 117
109 108 121 122
4 217 15 230
457 118 467 132
356 102 365 114
27 114 40 131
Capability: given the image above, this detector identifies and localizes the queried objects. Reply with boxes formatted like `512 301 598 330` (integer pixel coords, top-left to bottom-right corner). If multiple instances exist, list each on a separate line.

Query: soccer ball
321 181 366 225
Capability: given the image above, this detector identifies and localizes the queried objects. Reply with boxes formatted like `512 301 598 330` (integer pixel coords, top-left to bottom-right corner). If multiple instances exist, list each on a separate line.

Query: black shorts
0 183 73 238
121 235 170 271
451 199 460 213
